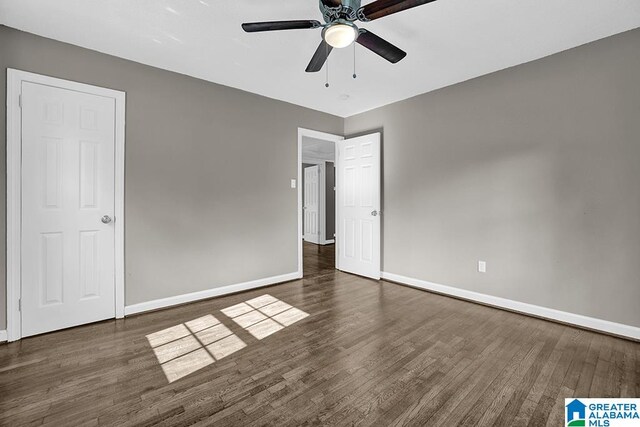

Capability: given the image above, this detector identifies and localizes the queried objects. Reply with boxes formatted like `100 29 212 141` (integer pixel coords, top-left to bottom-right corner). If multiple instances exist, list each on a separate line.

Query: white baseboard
0 330 7 343
381 272 640 341
125 272 301 316
322 239 335 245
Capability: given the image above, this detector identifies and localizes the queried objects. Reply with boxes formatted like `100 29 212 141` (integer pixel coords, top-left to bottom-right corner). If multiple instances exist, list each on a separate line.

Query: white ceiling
1 0 639 117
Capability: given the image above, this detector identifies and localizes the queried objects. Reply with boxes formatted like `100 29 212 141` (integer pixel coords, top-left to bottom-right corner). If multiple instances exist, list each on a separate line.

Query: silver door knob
371 210 378 216
101 215 112 224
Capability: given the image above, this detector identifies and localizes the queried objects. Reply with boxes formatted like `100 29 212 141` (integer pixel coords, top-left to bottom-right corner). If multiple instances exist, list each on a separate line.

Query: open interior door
336 133 381 279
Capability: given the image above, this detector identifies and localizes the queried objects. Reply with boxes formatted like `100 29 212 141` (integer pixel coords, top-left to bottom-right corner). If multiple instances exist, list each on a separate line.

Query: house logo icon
566 399 587 426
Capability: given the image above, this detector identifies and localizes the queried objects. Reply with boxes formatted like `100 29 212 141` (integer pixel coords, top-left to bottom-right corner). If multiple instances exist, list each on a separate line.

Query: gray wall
0 25 343 328
345 28 640 328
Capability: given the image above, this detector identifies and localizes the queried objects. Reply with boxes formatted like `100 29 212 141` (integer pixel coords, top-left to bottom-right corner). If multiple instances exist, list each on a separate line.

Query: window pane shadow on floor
146 295 309 383
221 294 309 340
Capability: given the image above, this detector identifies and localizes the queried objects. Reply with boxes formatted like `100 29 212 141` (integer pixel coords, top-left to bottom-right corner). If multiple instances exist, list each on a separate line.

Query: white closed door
337 133 381 279
21 81 117 337
303 165 320 244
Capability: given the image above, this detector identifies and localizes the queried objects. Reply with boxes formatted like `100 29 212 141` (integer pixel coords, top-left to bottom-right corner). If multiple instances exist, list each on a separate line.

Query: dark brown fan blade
306 40 333 72
360 0 437 21
242 20 322 33
356 29 406 63
321 0 342 6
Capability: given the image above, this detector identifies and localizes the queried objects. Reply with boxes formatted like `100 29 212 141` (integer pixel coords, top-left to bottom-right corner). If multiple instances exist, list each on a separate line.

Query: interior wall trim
124 272 300 316
0 330 7 343
381 272 640 341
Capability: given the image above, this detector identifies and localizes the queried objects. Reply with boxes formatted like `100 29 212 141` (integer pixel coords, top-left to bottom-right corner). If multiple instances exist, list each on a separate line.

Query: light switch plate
478 261 487 273
290 179 296 189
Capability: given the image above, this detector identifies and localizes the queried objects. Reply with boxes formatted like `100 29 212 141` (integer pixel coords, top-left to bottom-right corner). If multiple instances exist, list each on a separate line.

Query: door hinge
18 94 22 109
18 298 21 311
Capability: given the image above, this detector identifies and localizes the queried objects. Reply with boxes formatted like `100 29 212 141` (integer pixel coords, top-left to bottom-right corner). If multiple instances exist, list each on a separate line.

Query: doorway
6 70 126 341
297 129 382 280
297 129 342 278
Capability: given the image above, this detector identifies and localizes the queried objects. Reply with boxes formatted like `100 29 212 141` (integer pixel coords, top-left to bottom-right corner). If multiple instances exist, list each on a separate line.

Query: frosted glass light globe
324 23 357 48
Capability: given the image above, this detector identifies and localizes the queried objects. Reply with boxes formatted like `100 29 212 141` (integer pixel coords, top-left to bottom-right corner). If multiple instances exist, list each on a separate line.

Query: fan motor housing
320 0 361 23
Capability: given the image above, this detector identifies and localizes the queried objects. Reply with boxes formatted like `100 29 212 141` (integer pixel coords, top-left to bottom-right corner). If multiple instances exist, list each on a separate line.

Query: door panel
337 133 381 279
21 81 116 337
41 232 64 305
303 165 320 244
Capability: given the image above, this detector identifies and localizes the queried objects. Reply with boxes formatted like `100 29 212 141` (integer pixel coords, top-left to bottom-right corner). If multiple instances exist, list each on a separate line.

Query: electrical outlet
290 179 296 189
478 261 487 273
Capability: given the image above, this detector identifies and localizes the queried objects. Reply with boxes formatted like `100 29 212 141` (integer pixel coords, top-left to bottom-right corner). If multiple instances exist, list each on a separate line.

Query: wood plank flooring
0 242 638 426
303 241 335 278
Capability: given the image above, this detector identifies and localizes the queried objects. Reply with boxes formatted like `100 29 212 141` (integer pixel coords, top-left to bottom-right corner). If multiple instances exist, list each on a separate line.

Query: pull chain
353 43 357 79
325 43 330 88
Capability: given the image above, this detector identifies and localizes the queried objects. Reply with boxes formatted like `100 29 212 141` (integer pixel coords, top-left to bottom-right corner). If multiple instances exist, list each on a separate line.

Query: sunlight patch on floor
221 294 309 340
147 295 309 383
146 314 246 383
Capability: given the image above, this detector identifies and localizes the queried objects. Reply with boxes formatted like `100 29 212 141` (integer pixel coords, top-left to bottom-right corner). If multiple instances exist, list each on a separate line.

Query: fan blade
356 29 406 63
242 20 322 33
360 0 437 21
321 0 342 6
306 40 333 72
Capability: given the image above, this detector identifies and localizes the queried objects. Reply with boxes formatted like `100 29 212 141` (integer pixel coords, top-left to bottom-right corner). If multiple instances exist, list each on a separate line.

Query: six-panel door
21 81 117 337
337 133 381 279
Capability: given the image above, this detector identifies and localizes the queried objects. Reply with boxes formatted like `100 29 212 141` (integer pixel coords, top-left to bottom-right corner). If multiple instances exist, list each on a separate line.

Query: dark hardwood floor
1 242 638 426
303 241 335 278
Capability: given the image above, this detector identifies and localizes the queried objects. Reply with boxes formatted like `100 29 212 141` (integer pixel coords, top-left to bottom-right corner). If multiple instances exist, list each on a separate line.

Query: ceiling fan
242 0 437 73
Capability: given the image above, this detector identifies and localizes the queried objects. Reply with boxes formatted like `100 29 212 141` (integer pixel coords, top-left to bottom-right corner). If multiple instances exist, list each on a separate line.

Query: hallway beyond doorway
303 241 335 278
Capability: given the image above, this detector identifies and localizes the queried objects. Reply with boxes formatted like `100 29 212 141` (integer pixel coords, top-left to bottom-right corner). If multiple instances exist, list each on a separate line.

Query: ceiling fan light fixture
323 22 358 48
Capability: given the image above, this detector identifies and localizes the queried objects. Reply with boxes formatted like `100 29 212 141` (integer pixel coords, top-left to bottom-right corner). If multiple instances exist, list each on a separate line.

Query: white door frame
297 128 343 277
6 69 126 342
